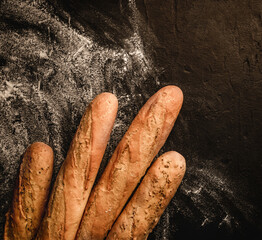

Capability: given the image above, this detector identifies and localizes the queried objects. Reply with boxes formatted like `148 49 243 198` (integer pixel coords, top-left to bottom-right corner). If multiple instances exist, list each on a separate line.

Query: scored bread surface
107 151 186 240
76 86 183 240
36 93 118 240
4 142 54 240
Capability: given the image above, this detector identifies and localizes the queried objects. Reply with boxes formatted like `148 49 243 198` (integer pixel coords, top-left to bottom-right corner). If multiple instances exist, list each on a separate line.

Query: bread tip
162 151 186 176
30 142 53 152
161 85 183 102
96 92 117 101
93 92 118 108
28 142 54 164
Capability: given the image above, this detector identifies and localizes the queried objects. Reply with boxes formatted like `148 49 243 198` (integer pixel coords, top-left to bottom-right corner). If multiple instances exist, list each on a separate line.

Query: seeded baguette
36 93 118 240
76 86 183 240
4 142 54 240
107 151 186 240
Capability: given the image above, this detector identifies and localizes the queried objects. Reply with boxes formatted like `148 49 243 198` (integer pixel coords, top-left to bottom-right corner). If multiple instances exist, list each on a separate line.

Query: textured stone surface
0 0 262 239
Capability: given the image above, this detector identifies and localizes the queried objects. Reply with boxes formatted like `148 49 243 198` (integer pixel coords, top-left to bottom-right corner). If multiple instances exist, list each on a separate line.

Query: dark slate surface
0 0 262 239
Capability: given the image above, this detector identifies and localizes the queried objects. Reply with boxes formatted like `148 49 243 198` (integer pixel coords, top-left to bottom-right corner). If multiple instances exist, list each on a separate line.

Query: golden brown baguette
4 142 54 240
106 151 186 240
36 93 118 240
76 86 183 240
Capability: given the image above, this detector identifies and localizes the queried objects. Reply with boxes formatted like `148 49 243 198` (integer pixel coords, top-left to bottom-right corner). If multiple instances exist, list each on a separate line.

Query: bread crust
35 93 118 240
106 151 186 240
4 142 54 240
76 86 183 240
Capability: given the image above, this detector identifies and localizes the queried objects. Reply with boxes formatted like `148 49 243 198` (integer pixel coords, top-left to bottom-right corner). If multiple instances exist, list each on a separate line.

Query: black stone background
0 0 262 239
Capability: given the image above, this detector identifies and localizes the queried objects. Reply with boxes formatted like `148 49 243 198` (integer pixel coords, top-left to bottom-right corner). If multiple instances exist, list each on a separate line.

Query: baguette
35 93 118 240
76 85 183 240
4 142 54 240
106 151 186 240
